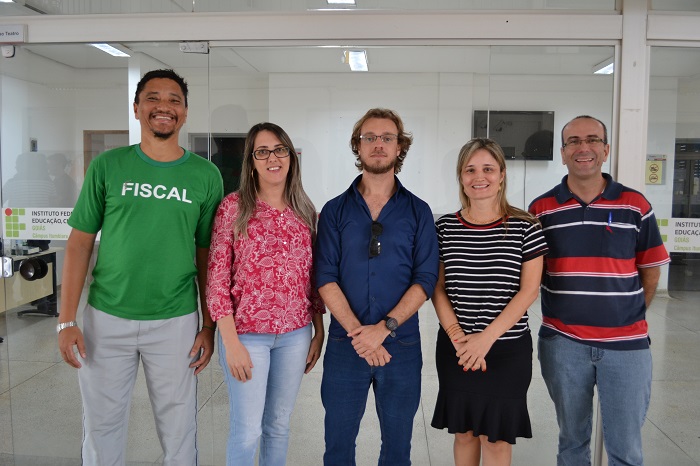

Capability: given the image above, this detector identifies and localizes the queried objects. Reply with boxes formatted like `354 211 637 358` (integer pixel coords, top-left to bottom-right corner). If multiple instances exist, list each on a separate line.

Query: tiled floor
0 290 698 465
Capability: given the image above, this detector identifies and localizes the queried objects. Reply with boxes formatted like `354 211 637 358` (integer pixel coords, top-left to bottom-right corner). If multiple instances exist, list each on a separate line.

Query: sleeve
308 273 326 315
522 220 549 262
314 202 341 290
195 163 224 248
410 202 440 299
435 218 445 263
67 155 106 234
308 215 326 315
636 206 670 268
206 194 237 321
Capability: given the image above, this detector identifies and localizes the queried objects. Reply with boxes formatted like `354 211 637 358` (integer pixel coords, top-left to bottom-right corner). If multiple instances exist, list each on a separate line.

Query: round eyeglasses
253 147 291 160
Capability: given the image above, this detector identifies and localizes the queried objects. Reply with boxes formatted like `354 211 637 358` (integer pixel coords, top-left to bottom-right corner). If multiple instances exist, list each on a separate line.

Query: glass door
670 143 700 291
0 42 98 463
0 40 218 464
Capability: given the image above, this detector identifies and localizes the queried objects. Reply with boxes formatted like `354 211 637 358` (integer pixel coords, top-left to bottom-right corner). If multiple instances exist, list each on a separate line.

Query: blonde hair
456 138 537 224
234 122 317 239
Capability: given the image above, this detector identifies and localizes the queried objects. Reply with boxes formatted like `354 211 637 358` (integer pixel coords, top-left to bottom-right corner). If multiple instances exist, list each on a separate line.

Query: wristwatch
56 321 78 334
383 316 398 338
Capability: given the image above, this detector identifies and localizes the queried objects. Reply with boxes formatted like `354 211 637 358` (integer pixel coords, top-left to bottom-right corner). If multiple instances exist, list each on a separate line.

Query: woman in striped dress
431 138 548 466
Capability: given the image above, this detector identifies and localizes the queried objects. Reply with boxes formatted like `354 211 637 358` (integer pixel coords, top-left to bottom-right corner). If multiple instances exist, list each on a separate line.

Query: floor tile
0 290 698 465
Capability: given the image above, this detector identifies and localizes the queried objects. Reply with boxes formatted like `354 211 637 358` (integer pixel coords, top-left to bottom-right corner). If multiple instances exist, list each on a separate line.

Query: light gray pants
78 304 198 466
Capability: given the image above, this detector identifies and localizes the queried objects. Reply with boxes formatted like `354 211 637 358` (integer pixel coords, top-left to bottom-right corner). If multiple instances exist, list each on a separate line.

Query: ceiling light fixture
89 43 130 57
593 57 614 75
343 50 368 72
327 0 356 4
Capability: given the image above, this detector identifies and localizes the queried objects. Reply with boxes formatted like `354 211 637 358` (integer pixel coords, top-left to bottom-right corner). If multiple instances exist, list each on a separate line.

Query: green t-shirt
69 144 224 320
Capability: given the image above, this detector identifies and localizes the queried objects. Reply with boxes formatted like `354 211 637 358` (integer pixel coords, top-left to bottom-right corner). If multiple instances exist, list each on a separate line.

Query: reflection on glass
2 153 56 208
47 154 79 208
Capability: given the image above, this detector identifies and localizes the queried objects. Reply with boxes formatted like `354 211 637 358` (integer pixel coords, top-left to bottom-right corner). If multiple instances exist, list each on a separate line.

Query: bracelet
444 322 461 335
201 325 216 332
443 322 460 332
445 322 463 340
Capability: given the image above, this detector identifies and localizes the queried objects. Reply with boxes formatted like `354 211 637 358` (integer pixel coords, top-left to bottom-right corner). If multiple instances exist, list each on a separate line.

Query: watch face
385 317 398 331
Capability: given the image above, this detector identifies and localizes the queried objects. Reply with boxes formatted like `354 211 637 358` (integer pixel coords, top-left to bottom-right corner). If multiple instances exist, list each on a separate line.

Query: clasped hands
453 331 495 373
348 323 392 367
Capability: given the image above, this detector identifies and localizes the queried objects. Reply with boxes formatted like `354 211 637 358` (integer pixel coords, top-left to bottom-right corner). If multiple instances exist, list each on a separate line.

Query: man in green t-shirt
57 69 223 465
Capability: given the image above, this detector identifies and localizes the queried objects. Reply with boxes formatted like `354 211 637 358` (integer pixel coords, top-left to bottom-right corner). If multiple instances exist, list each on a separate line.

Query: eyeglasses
253 147 291 160
359 134 398 145
562 137 606 149
369 221 383 258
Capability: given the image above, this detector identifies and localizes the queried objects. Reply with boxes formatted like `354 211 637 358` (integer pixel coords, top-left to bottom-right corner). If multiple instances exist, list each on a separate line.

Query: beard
361 154 397 175
152 129 176 140
149 112 178 140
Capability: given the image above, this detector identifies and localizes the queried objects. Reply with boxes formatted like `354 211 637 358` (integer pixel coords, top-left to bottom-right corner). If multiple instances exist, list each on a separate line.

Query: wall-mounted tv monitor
473 110 555 160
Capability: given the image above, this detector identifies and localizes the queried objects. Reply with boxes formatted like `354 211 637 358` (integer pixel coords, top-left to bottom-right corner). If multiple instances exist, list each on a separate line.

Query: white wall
269 72 614 214
187 74 270 139
1 52 688 293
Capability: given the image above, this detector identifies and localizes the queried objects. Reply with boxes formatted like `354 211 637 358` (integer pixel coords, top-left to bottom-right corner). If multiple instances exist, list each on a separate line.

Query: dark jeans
321 335 422 466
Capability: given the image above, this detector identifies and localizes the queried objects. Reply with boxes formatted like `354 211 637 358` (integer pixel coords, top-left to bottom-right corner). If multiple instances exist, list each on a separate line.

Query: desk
0 247 62 317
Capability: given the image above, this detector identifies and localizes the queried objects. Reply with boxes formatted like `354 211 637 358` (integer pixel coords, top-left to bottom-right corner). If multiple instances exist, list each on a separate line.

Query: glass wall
0 40 616 462
0 42 219 464
649 46 700 294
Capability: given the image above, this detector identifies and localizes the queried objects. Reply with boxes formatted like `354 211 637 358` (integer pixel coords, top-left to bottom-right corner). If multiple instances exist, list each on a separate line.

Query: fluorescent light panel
345 50 368 72
327 0 355 4
90 43 130 57
595 63 614 75
593 57 614 75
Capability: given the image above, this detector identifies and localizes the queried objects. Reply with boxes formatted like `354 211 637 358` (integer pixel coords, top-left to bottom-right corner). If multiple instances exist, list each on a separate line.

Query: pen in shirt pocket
606 211 613 233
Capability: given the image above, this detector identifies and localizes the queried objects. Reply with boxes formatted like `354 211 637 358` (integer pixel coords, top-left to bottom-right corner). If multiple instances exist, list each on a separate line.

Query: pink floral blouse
206 192 325 334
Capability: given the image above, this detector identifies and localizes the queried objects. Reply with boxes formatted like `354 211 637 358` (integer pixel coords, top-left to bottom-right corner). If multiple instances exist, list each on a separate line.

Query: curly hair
134 69 188 107
349 108 413 174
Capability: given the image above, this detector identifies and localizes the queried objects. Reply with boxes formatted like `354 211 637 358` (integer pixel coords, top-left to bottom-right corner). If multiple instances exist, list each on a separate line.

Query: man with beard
315 108 439 465
57 69 223 465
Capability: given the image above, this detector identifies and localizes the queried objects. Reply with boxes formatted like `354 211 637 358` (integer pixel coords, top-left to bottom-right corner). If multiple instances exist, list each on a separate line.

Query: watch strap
383 316 398 337
56 321 78 334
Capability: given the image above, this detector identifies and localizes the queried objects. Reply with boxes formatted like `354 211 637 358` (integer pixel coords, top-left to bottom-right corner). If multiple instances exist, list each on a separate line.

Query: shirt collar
349 174 405 201
554 173 621 204
255 197 290 213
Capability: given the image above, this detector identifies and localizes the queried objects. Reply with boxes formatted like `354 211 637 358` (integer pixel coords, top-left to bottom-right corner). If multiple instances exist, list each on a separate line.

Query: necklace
464 209 502 225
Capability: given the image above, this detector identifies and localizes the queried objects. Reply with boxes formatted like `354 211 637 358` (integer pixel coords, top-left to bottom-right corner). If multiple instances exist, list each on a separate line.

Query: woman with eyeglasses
430 138 548 466
206 122 325 466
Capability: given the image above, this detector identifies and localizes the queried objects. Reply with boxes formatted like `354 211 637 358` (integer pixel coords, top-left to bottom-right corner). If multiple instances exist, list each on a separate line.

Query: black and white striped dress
431 211 548 444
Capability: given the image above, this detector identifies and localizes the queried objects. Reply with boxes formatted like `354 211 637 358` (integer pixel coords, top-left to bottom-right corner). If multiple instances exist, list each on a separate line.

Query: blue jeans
321 336 422 466
539 333 652 466
219 324 311 466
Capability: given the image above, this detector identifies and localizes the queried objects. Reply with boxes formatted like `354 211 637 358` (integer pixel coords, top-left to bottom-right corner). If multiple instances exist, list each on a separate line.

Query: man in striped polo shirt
529 115 670 466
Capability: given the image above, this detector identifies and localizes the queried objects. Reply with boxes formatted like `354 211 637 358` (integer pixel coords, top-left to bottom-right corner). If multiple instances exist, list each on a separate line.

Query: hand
189 328 215 375
348 323 390 357
362 345 392 367
225 338 254 382
305 331 325 374
454 332 495 372
58 326 86 369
